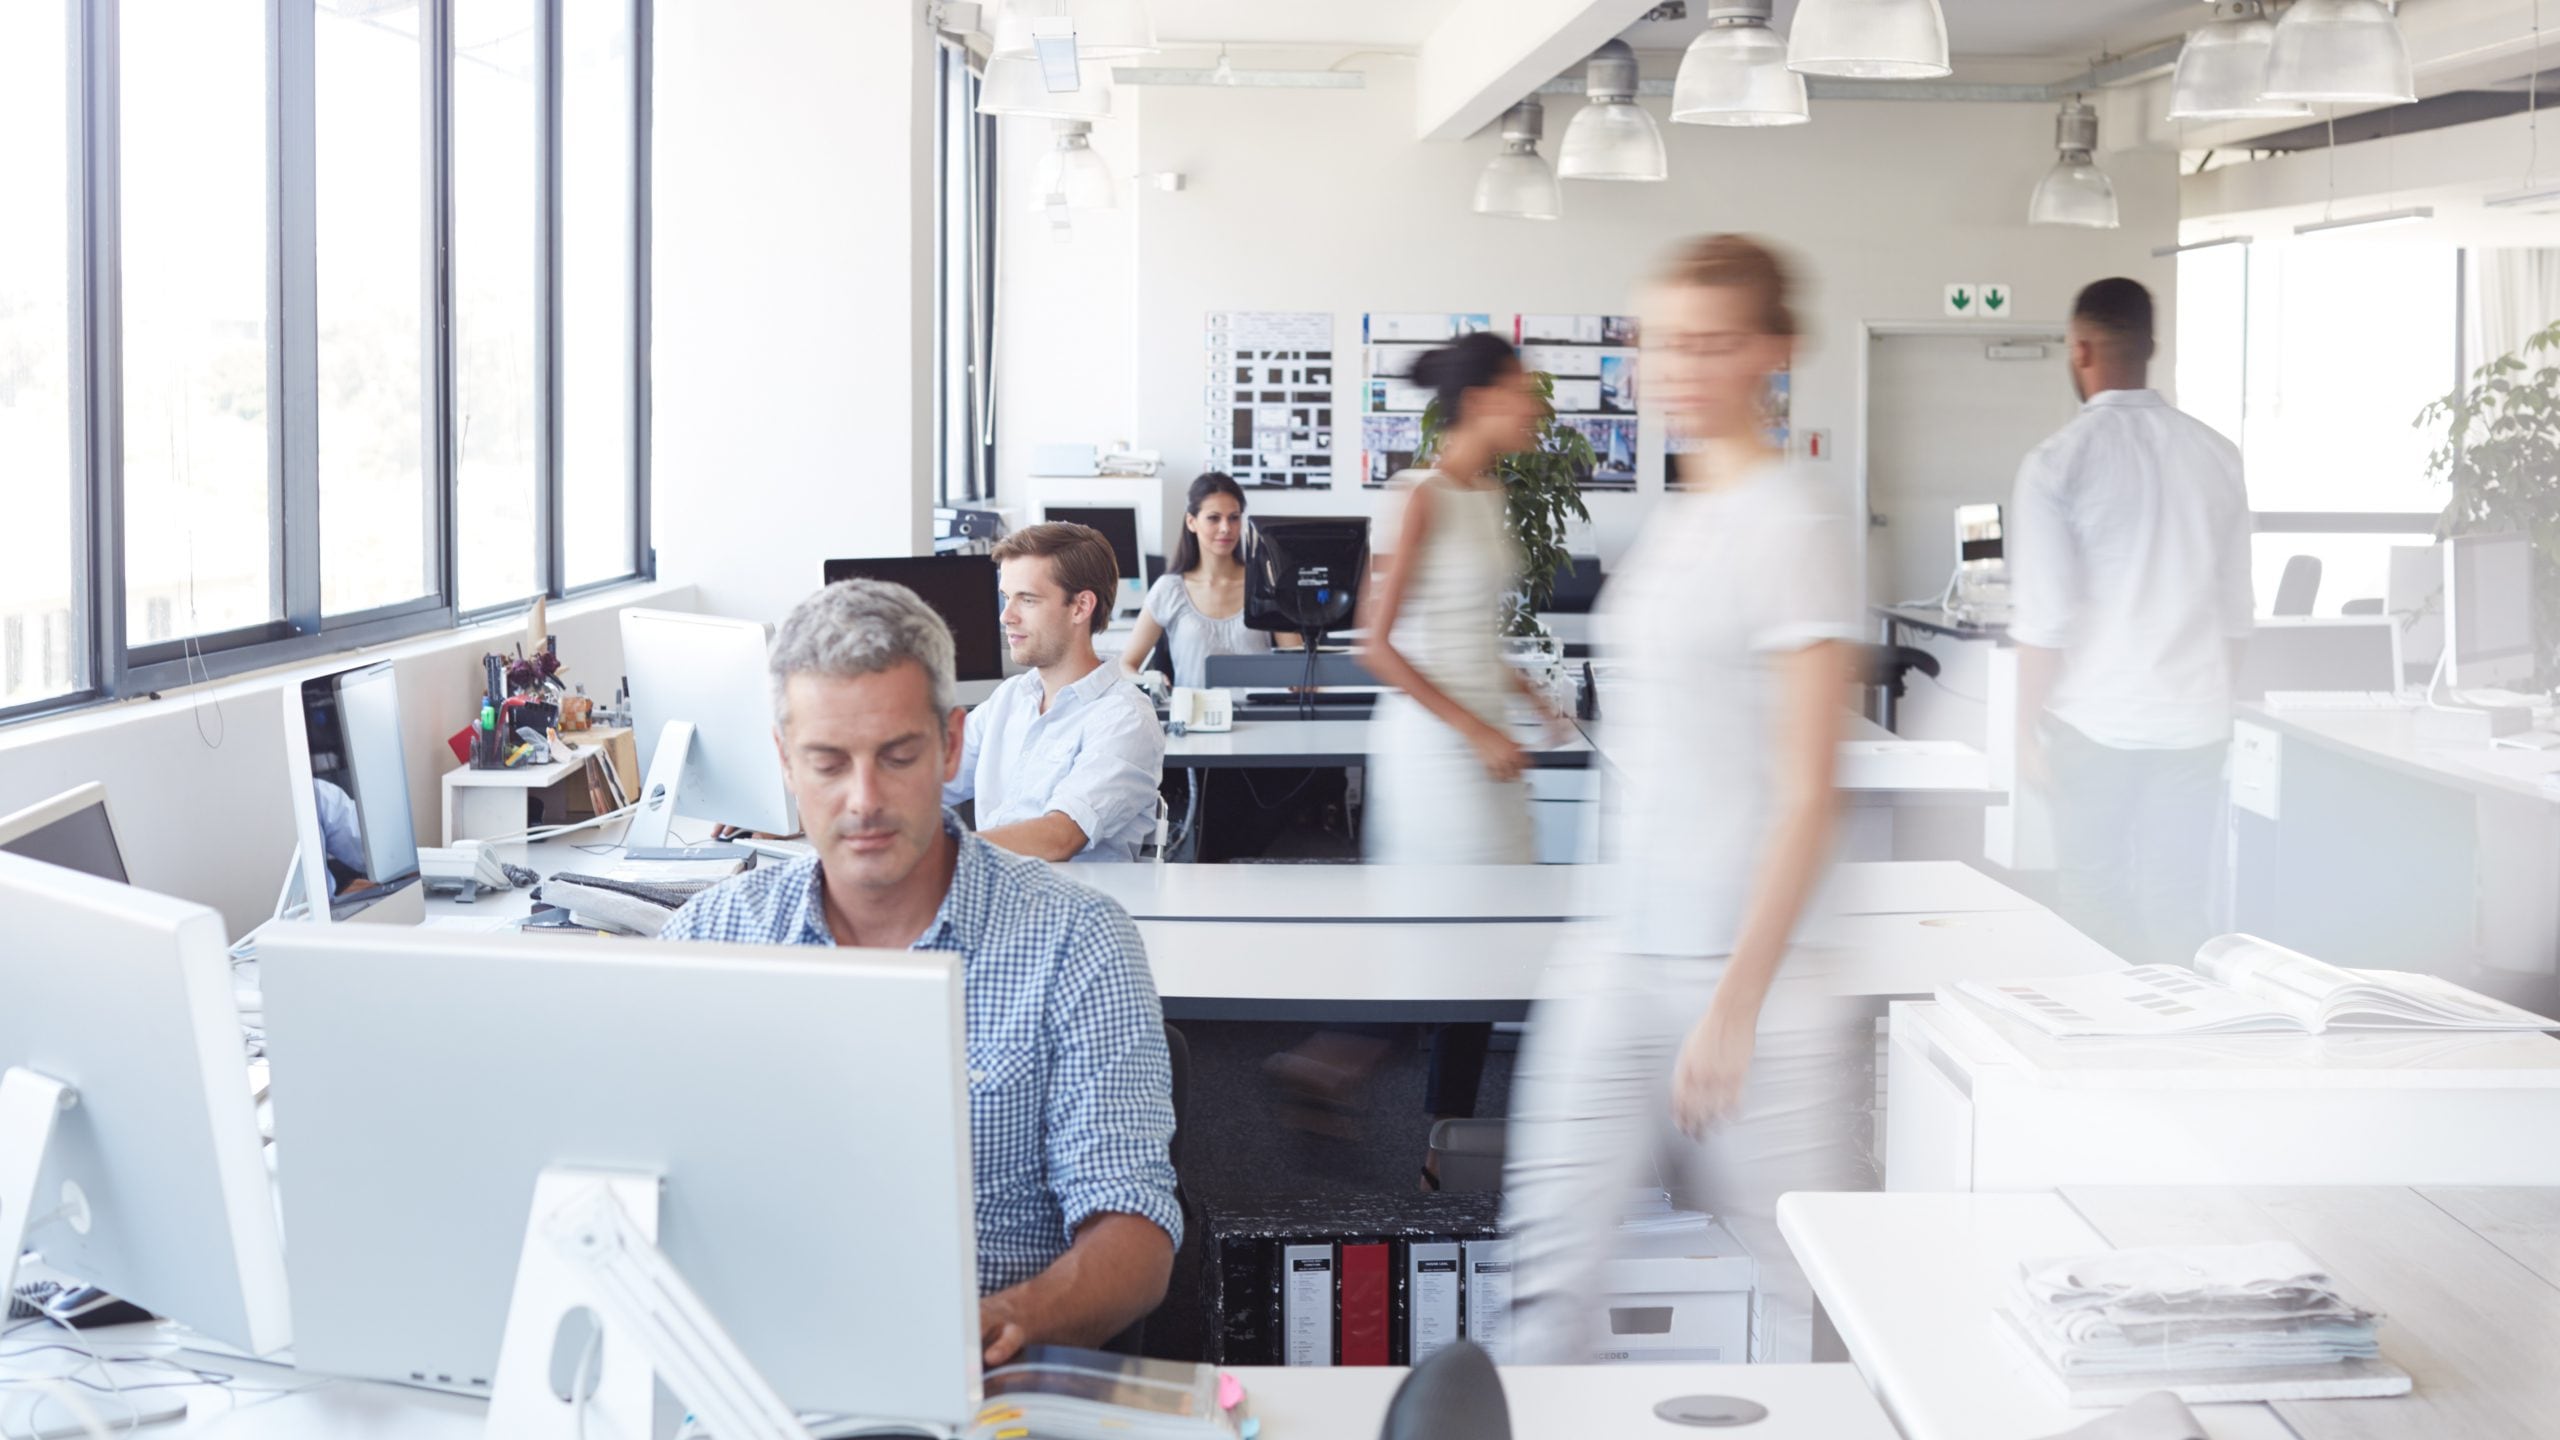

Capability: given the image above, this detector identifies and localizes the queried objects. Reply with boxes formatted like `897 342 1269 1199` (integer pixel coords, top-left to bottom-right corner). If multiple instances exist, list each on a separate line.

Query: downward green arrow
1984 289 2008 312
1951 289 1972 311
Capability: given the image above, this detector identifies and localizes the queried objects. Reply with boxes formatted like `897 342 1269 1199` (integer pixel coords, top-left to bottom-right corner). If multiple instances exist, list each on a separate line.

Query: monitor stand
622 720 698 851
0 1068 76 1304
485 1167 817 1440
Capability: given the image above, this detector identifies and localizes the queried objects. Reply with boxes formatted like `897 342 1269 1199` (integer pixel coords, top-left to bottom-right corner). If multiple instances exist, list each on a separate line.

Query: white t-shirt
2006 388 2255 750
1142 572 1271 692
944 662 1166 862
1596 461 1862 957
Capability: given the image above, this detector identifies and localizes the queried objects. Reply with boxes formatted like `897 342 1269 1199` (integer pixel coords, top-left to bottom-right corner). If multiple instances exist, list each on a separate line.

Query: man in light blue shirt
947 522 1164 862
660 579 1179 1366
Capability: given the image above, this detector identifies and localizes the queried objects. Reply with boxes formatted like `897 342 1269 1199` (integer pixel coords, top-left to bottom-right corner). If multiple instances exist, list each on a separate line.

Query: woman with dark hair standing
1502 236 1864 1363
1359 332 1561 867
1117 472 1272 692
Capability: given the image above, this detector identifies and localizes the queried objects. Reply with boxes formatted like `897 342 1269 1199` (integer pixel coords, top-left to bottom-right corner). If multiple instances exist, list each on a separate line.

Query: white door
1862 333 2077 606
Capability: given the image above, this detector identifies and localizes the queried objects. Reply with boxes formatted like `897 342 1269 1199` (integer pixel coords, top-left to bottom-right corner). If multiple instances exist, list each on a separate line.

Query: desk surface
1779 1186 2560 1440
1572 721 2001 801
1070 860 2040 924
1164 717 1594 770
1875 602 2011 643
53 1345 1893 1439
2238 702 2560 807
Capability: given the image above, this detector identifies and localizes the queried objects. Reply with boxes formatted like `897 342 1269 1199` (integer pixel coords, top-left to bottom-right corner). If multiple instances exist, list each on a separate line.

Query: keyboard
543 871 697 909
1240 690 1374 707
2262 691 2407 711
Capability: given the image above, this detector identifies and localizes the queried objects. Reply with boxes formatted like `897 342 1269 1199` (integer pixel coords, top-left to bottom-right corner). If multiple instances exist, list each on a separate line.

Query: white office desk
2240 702 2560 805
1139 908 2122 1023
1163 718 1594 770
1067 860 2039 925
1780 1187 2560 1440
43 1340 1894 1439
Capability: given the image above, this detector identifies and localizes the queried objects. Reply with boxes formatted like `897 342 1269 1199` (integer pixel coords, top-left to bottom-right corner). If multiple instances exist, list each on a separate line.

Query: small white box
1586 1217 1756 1364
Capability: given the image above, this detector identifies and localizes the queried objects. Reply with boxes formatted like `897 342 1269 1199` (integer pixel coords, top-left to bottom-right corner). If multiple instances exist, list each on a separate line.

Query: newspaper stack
2006 1243 2382 1378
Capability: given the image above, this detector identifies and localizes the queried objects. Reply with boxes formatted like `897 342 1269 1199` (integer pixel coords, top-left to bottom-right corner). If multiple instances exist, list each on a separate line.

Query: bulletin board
1205 311 1335 489
1360 312 1643 490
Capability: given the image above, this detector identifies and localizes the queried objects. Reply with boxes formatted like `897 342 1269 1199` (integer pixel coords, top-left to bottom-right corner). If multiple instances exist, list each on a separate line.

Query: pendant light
2028 98 2119 229
1557 40 1668 181
2169 1 2312 120
1672 0 1810 127
977 52 1113 119
2263 0 2416 105
1474 99 1564 220
1788 0 1951 80
989 0 1157 60
1034 120 1115 210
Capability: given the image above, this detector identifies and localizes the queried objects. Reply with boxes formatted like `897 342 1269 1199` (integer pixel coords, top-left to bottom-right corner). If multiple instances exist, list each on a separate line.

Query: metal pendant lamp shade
2028 99 2119 229
1035 121 1115 210
2262 0 2416 105
2170 2 2312 119
1475 99 1564 219
1672 1 1810 127
1557 40 1668 180
1787 0 1951 80
977 52 1113 119
990 0 1157 59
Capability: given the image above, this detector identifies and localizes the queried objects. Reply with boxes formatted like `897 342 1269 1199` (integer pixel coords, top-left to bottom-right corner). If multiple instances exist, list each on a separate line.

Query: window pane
2173 243 2246 447
559 0 636 589
454 0 540 611
2252 532 2435 619
0 3 82 707
316 0 432 617
2241 240 2457 514
120 0 275 645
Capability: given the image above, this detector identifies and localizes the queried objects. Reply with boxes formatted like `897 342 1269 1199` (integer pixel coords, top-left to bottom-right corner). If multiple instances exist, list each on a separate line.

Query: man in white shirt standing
947 522 1165 862
2009 278 2254 967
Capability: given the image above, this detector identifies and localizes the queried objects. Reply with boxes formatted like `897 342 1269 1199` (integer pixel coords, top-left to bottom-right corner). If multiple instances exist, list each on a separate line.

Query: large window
2177 239 2458 614
1 0 650 724
934 42 995 507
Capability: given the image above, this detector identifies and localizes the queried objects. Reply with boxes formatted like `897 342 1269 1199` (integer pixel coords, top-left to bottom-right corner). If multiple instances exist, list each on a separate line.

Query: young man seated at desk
945 522 1165 863
660 579 1181 1364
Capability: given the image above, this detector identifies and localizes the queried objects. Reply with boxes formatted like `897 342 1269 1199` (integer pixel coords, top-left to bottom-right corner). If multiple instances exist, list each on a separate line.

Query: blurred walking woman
1359 333 1552 865
1119 472 1273 692
1502 236 1864 1362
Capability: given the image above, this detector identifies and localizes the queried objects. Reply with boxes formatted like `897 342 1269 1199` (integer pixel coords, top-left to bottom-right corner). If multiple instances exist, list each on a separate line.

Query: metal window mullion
426 0 458 614
73 0 119 695
631 0 653 582
535 0 563 599
275 0 321 634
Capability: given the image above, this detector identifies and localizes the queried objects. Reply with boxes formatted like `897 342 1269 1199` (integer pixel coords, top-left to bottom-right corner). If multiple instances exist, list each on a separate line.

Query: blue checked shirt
658 814 1182 1293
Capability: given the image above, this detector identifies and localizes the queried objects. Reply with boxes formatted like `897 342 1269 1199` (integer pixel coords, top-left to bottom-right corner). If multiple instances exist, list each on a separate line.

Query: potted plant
1417 370 1597 642
2416 317 2560 685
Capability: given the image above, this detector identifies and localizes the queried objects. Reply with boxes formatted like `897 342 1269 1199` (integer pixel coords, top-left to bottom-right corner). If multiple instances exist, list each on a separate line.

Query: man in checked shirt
660 579 1180 1365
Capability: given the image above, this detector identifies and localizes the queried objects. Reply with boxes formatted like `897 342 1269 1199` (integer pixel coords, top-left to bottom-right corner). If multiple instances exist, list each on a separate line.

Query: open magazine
1948 934 2560 1038
966 1346 1245 1440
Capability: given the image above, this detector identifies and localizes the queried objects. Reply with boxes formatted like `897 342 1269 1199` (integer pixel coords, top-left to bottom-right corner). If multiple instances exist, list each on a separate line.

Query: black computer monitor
0 783 131 884
822 555 1006 683
1244 516 1369 640
1545 554 1605 615
1041 506 1143 584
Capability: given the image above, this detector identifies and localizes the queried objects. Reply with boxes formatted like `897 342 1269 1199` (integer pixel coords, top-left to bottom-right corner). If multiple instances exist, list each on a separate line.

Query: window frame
933 39 995 510
4 0 650 726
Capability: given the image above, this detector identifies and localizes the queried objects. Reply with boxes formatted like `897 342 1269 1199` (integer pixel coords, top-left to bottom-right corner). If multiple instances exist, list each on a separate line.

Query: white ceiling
1142 0 2204 65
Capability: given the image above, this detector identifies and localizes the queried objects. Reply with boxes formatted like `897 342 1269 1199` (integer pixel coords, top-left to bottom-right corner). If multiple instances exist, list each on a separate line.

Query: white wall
996 53 2179 572
0 582 692 936
650 0 937 625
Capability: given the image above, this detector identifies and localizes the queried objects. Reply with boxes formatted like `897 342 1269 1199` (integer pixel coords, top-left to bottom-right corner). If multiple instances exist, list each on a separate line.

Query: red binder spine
1340 1242 1390 1366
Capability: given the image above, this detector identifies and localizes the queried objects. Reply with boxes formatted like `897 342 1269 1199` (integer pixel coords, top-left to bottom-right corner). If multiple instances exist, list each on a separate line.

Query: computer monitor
1954 503 2004 570
1040 504 1145 613
2445 531 2537 688
0 782 130 883
258 925 979 1429
822 554 1007 690
621 608 799 847
1545 554 1606 615
280 660 426 925
0 851 292 1360
1244 515 1369 641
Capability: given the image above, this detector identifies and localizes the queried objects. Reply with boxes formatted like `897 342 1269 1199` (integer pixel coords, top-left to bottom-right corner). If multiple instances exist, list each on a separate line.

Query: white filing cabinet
1526 768 1599 864
1886 998 2560 1191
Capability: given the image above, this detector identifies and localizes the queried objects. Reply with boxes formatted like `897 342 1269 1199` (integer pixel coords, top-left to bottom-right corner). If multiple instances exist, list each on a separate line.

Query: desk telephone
1168 686 1233 734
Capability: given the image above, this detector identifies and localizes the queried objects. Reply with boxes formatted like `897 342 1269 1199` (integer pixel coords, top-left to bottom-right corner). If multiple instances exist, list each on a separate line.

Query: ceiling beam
1412 0 1657 141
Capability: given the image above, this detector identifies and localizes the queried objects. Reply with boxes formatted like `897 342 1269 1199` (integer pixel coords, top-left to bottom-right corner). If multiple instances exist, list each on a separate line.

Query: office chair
2275 555 2322 617
1859 643 1942 732
2342 597 2384 616
1115 1023 1195 1358
1379 1341 1510 1440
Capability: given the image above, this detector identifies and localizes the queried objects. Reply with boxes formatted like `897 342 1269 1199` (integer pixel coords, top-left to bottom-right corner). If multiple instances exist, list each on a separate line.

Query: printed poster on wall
1205 311 1335 489
1360 313 1497 486
1518 313 1640 491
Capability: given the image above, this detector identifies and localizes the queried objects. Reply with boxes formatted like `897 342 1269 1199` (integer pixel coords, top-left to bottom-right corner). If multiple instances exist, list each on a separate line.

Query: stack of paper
2006 1243 2381 1379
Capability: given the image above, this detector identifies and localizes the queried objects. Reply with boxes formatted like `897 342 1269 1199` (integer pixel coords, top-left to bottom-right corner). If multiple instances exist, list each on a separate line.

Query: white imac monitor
0 851 292 1359
258 926 980 1431
280 660 426 925
1041 503 1146 615
0 782 130 883
621 608 798 847
2445 532 2538 689
1953 502 2004 573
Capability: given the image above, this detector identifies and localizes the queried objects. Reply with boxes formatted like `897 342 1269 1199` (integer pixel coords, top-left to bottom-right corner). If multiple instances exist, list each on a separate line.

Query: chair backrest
2342 597 2384 616
1379 1341 1510 1440
2275 554 2322 617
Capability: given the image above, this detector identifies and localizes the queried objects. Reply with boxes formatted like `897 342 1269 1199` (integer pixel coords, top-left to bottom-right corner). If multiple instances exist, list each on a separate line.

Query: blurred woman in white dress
1502 236 1866 1363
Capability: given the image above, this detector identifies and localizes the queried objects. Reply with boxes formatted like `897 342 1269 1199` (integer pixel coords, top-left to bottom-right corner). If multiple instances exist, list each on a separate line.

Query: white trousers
1364 693 1533 864
1500 938 1873 1363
